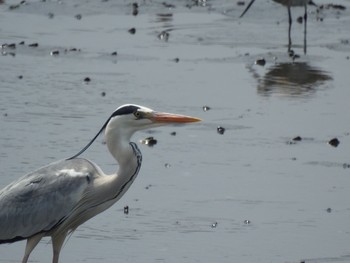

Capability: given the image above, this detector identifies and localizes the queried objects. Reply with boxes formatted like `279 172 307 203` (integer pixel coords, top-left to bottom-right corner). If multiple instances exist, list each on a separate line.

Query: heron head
106 104 201 134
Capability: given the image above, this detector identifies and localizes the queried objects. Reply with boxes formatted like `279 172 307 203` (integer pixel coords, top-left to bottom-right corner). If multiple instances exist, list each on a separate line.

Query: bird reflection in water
248 62 332 97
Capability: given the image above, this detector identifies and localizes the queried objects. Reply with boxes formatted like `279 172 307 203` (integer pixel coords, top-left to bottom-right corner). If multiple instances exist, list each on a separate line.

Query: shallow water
1 0 350 262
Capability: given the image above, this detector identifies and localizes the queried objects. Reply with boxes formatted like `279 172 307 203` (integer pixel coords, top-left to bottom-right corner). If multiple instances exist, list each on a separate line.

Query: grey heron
0 104 201 263
240 0 316 54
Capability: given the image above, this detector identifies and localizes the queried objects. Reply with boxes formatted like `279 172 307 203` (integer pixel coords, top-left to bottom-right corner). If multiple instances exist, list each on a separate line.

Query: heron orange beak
150 112 201 123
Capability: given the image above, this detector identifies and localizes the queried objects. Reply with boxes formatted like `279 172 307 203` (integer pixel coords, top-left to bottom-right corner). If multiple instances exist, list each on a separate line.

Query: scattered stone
343 163 350 169
217 126 225 135
237 1 245 6
164 163 171 168
211 222 218 228
101 91 106 97
292 136 302 141
75 14 82 20
326 208 332 213
328 138 340 147
297 16 303 24
111 51 118 56
202 105 211 111
170 131 176 136
173 57 180 63
124 205 129 214
162 2 175 8
255 58 266 66
18 75 23 79
50 50 59 56
18 41 25 45
244 219 251 224
28 43 39 47
128 27 136 34
140 136 157 146
83 77 91 83
158 31 170 41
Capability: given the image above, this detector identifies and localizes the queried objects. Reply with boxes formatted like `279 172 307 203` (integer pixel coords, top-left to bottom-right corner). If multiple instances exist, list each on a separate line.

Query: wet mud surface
1 0 350 262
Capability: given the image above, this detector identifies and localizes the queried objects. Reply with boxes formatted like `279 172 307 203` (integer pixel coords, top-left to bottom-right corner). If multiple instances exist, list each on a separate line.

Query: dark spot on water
217 126 225 135
75 14 82 20
170 131 176 136
173 57 180 63
111 51 117 56
319 4 346 10
101 91 106 97
48 12 54 19
297 16 303 24
28 43 39 47
18 41 25 45
237 1 245 6
289 49 294 57
124 205 129 214
128 27 136 34
162 2 175 8
255 58 266 66
164 163 171 168
84 77 91 83
326 208 332 213
211 222 218 228
140 136 157 146
202 105 211 111
3 113 8 117
158 31 170 41
343 163 350 169
18 75 23 79
244 219 251 224
293 136 302 142
328 138 340 147
50 50 59 56
145 184 152 190
86 175 91 183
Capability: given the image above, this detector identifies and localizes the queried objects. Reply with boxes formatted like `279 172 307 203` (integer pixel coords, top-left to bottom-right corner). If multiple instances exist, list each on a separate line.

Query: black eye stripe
111 105 140 117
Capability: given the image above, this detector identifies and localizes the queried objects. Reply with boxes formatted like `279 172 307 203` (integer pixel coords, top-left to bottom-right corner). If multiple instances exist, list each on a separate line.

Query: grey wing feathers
0 159 96 242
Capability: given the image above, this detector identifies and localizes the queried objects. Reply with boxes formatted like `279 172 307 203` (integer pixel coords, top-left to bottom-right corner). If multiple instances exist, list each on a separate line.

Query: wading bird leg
287 6 292 52
303 3 307 54
52 234 66 263
22 233 44 263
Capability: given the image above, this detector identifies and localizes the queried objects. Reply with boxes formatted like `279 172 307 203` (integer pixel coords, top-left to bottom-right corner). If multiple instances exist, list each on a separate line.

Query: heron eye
134 111 142 119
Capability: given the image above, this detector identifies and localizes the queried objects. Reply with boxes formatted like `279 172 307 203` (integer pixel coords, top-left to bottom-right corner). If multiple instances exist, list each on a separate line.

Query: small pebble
328 138 340 147
101 91 106 97
202 105 211 111
111 51 118 56
124 205 129 214
18 41 25 45
217 126 225 135
297 16 303 24
140 136 157 146
326 208 332 213
28 43 39 47
18 75 23 79
292 136 302 141
158 31 170 41
128 28 136 34
50 50 59 56
75 14 82 20
164 163 171 168
83 77 91 83
255 58 266 66
173 57 180 63
244 220 251 224
211 222 218 228
170 131 176 136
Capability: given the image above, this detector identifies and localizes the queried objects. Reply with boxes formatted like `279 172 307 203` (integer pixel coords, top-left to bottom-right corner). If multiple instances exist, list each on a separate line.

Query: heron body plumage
0 104 200 263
